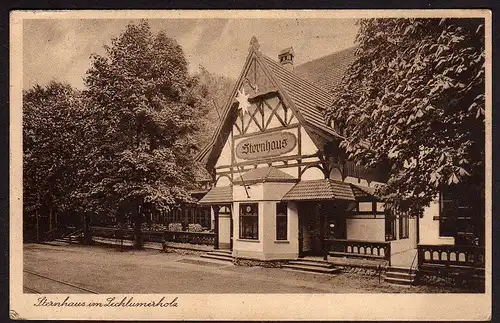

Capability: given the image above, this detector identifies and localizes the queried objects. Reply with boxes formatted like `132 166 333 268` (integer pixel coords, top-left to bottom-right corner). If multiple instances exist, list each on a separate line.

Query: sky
23 18 359 90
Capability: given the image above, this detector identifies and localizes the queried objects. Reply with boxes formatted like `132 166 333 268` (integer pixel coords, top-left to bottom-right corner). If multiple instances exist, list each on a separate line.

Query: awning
281 179 377 202
198 186 233 205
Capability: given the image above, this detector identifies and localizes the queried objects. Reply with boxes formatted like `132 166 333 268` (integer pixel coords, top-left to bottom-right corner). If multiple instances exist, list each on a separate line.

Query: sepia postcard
10 9 492 321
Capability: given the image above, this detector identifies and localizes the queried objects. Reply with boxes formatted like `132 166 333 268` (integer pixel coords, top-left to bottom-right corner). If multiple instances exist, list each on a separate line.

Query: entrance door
298 202 323 257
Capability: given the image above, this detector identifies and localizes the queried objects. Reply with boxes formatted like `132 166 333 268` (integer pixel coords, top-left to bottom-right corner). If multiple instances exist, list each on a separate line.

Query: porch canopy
281 179 377 202
198 186 233 205
233 166 298 185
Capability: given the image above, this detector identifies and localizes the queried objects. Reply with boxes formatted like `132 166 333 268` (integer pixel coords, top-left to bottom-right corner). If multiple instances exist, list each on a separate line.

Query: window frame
439 189 457 238
239 203 259 240
275 202 288 241
399 212 409 239
385 211 397 241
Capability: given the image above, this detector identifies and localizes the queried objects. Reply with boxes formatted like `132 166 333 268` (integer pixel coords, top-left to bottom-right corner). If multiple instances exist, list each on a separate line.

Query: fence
324 238 391 264
90 226 215 246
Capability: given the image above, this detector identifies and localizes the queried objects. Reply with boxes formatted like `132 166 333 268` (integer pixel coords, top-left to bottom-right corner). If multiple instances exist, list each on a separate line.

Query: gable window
399 212 409 239
276 202 288 240
239 203 259 240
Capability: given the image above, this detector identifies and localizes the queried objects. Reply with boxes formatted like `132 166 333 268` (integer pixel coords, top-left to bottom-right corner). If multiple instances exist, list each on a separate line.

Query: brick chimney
278 47 294 71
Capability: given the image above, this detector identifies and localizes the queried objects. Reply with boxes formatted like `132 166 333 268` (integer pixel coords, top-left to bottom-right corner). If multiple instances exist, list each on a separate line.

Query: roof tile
198 186 233 204
282 179 377 202
233 166 297 185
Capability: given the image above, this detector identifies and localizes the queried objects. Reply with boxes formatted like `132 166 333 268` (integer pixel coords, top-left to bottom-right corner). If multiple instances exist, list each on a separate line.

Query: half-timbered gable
197 37 418 262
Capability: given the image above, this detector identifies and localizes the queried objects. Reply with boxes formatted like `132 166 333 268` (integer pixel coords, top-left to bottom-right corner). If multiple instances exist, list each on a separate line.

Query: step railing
324 238 391 265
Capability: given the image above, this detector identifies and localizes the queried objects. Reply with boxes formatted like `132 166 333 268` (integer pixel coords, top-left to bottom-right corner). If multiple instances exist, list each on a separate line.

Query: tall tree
83 21 208 248
325 18 485 218
23 82 86 240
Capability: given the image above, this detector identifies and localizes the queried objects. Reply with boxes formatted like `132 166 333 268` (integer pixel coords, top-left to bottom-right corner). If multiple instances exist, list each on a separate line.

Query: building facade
196 37 478 265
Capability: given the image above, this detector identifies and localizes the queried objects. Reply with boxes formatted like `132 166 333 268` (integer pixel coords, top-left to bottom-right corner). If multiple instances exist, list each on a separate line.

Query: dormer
278 47 294 71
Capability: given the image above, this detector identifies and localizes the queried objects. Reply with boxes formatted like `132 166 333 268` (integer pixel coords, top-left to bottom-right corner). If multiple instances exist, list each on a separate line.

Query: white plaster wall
346 218 385 241
263 182 296 200
329 168 342 181
233 183 264 201
301 167 325 181
215 136 232 167
260 201 299 260
300 127 319 155
391 218 418 254
279 166 300 179
218 214 232 249
419 199 455 245
215 176 231 187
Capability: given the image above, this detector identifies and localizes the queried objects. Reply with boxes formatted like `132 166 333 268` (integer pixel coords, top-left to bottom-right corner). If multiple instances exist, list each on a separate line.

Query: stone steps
200 250 233 262
384 266 416 285
283 259 340 275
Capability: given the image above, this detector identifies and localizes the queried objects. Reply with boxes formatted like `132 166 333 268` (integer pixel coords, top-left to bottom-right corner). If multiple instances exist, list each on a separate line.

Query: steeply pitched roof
261 54 340 139
196 43 355 169
294 47 356 93
233 166 298 185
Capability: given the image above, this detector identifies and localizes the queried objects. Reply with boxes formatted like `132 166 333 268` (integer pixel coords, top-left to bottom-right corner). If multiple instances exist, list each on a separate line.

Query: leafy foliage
23 82 88 224
82 21 208 220
326 18 485 215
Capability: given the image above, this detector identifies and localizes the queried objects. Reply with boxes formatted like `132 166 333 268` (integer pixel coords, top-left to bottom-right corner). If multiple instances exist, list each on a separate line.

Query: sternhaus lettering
236 132 296 160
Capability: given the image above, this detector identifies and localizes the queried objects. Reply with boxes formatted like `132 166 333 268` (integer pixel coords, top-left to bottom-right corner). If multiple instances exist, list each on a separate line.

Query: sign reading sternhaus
236 131 297 160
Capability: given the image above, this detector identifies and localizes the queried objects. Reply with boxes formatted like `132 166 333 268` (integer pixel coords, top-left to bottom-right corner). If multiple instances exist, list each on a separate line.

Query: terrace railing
417 244 485 269
324 238 391 265
90 226 215 246
416 244 485 283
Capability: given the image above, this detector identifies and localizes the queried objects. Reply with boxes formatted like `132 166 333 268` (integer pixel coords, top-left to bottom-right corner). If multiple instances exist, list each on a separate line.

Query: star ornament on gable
236 88 251 115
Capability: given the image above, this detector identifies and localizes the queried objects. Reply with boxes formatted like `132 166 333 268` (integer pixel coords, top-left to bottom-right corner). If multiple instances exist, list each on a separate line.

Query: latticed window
276 202 288 240
239 203 258 240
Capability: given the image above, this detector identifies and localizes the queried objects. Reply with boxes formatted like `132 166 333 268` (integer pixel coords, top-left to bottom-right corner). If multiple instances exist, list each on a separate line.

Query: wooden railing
417 244 485 269
41 228 59 241
324 239 391 265
90 226 215 246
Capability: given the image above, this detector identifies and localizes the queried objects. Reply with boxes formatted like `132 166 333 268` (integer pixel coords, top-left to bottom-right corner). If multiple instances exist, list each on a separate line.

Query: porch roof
281 179 377 202
233 166 298 185
198 186 233 205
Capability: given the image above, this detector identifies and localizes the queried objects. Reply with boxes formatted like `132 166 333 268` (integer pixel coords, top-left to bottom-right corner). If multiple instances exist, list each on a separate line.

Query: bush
168 223 183 232
187 223 203 232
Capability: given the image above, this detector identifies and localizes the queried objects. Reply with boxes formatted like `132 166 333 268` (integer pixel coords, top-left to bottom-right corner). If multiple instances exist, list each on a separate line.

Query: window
439 188 458 237
276 202 288 240
399 212 409 239
239 203 258 240
358 202 374 213
356 201 385 214
385 212 396 241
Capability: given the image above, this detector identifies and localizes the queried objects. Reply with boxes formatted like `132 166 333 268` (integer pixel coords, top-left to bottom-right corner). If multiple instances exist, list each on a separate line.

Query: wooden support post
213 206 220 249
49 208 52 231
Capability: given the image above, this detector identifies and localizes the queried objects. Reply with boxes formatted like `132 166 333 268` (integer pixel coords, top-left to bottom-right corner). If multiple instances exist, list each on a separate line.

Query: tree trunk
35 208 40 243
83 213 93 245
133 205 143 249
